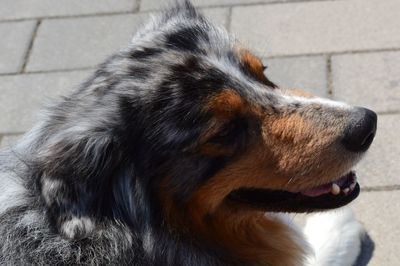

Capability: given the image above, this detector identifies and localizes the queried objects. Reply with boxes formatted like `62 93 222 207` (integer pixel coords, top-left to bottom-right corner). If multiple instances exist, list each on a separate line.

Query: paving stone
231 0 400 57
26 7 228 72
146 8 230 29
201 8 230 29
355 114 400 188
140 0 278 11
26 9 227 72
263 55 328 97
332 51 400 113
0 70 91 133
0 21 36 74
0 0 137 21
352 190 400 266
26 14 147 72
0 135 22 149
152 7 230 29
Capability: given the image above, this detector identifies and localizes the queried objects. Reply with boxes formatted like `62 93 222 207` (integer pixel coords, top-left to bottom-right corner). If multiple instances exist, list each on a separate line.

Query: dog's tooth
331 183 340 195
350 182 356 190
343 188 350 194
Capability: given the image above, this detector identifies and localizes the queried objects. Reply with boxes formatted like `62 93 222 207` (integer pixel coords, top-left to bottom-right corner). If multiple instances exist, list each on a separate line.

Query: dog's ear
34 126 126 239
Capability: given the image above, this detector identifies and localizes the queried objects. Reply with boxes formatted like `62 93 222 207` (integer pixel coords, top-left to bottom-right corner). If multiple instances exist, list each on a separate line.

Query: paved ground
0 0 399 264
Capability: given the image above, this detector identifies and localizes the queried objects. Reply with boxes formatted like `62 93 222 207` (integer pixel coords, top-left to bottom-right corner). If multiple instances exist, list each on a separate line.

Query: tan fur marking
199 144 235 157
188 143 278 216
202 89 262 143
262 112 352 190
205 210 305 265
198 89 252 156
206 89 245 119
184 141 307 265
187 180 306 265
240 50 266 81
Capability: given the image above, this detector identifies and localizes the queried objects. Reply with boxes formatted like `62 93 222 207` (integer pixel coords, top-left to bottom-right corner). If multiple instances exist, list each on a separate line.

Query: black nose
342 107 377 152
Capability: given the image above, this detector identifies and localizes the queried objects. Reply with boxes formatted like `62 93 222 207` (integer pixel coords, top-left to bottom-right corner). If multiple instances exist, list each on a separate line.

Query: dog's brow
240 50 265 78
238 49 277 88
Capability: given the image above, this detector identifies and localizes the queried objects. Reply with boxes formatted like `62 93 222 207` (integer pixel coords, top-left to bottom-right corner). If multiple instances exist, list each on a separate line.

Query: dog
0 1 376 265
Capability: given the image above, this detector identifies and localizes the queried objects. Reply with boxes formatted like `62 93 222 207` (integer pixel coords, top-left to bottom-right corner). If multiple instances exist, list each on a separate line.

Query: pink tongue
300 183 332 197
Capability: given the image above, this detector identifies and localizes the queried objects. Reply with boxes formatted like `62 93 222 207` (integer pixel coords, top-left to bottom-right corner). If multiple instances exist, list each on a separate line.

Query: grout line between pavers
20 19 41 73
265 47 400 60
141 0 336 13
326 55 333 99
0 4 227 24
0 67 95 77
0 11 135 24
133 0 141 13
0 132 25 137
7 47 400 77
376 110 400 116
362 185 400 192
0 0 337 23
25 66 95 74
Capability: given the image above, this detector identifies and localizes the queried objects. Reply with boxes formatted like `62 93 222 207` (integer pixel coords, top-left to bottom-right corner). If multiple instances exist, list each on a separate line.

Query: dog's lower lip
300 171 357 197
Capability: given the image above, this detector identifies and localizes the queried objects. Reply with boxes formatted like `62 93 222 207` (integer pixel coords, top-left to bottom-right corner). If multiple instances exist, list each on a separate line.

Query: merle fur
0 1 277 265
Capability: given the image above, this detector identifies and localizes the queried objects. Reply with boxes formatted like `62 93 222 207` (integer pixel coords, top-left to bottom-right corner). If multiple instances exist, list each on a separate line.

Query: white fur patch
282 94 351 110
60 216 95 239
41 178 64 205
142 229 154 255
304 207 365 266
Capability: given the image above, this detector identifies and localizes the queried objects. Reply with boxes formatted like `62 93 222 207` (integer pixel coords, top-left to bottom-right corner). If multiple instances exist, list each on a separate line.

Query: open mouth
300 171 357 197
227 171 360 213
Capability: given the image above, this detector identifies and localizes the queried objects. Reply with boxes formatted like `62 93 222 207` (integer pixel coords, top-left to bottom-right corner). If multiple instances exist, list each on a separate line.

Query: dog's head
109 3 376 216
33 1 376 263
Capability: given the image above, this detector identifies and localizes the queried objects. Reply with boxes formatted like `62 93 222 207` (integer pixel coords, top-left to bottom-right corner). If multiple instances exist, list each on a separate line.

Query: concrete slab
352 190 400 266
0 70 91 133
26 7 229 72
140 0 278 11
0 21 36 74
355 114 400 187
332 51 400 113
26 14 146 72
0 0 137 21
201 7 230 29
231 0 400 57
264 55 328 97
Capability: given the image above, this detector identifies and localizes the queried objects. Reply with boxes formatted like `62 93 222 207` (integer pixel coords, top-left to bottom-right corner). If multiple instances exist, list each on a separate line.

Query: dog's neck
184 205 308 265
159 196 307 265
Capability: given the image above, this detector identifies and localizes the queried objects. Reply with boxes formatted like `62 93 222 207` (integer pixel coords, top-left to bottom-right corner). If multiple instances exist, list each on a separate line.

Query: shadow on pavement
354 233 375 266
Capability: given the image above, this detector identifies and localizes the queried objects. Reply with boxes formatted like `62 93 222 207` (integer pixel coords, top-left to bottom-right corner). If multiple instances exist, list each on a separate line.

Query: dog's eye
208 124 235 144
208 120 247 146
